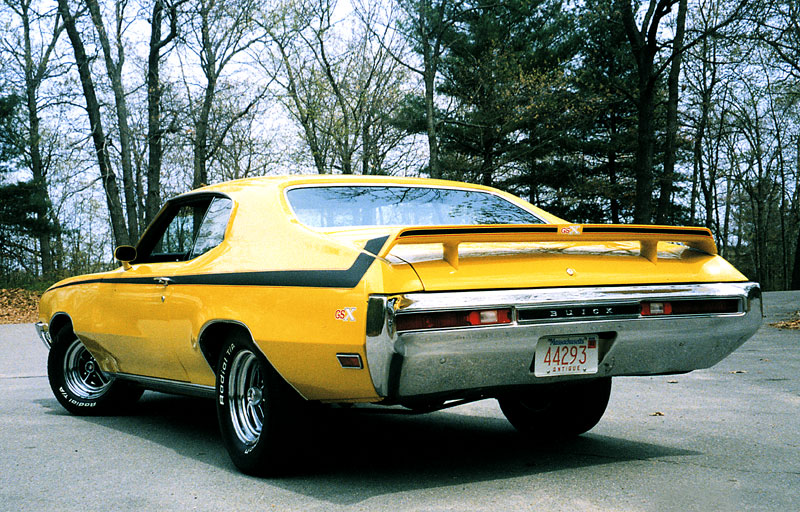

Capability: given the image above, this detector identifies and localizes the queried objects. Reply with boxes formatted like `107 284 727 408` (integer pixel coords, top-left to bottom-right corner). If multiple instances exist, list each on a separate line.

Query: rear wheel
216 335 300 475
47 325 142 415
498 377 611 438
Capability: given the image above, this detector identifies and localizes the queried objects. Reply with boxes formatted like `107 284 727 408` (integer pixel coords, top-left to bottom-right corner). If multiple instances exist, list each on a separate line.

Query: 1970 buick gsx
37 175 762 474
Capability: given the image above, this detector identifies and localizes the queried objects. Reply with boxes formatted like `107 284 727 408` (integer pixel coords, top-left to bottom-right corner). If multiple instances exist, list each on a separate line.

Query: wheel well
197 322 254 374
48 313 72 339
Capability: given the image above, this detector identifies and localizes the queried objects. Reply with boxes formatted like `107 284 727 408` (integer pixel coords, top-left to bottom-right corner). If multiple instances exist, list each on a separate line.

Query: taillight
641 299 740 316
395 308 512 332
641 302 672 315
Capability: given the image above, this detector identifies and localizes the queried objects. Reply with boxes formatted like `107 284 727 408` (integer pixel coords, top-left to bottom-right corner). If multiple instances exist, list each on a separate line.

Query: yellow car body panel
38 175 757 404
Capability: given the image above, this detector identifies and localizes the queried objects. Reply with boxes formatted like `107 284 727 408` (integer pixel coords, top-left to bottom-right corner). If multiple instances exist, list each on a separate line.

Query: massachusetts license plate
533 334 599 377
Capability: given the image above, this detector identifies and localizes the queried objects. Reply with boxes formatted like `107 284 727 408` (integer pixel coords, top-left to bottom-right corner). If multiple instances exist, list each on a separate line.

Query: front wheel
47 325 142 415
216 335 300 475
498 377 612 438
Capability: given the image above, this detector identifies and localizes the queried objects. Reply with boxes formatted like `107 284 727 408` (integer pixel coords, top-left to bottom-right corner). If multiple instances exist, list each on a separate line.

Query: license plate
533 334 599 377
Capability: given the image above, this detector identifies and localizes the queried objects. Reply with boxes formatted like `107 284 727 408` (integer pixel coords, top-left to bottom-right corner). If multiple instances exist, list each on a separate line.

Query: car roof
180 174 565 225
195 174 498 195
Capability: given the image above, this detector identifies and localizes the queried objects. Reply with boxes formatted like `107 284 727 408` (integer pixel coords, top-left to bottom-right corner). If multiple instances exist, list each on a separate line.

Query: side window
190 198 232 258
155 205 197 257
136 196 232 263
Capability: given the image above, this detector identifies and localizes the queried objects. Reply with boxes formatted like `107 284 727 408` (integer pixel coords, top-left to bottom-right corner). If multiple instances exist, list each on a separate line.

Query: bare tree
264 0 409 175
654 0 686 224
57 0 129 246
369 0 464 179
753 0 800 288
614 0 747 223
261 0 336 173
145 0 184 224
1 0 66 273
84 0 140 240
181 0 266 190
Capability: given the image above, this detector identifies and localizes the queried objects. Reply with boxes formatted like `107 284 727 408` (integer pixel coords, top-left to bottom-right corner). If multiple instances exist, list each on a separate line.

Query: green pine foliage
436 0 578 189
0 94 22 173
391 0 653 224
560 0 641 223
0 94 58 281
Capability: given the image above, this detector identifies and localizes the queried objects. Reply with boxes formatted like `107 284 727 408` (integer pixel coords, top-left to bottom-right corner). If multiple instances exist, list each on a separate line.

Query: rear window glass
286 186 544 228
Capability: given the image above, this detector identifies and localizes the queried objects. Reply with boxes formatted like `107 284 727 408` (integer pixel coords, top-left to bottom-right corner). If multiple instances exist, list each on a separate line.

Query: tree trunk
609 150 620 224
193 79 215 189
58 0 128 247
792 224 800 289
480 145 493 187
420 0 442 179
271 37 328 173
193 1 216 191
632 80 656 224
146 0 166 224
25 98 53 274
85 0 138 241
424 65 440 178
793 136 800 289
617 0 687 224
656 0 687 224
362 112 372 175
19 0 60 275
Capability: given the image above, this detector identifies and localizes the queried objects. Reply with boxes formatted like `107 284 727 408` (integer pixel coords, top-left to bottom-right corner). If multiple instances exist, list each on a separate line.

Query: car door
88 194 232 381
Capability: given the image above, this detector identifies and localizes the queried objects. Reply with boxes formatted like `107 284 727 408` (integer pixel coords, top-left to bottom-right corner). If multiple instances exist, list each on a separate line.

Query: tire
498 377 612 438
216 335 300 475
47 325 142 415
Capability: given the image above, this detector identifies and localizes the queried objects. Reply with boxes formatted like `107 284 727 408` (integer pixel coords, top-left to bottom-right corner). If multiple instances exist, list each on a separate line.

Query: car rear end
361 224 762 405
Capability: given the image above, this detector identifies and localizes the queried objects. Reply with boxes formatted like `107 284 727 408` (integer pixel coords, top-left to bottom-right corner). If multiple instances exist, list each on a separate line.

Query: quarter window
191 198 233 258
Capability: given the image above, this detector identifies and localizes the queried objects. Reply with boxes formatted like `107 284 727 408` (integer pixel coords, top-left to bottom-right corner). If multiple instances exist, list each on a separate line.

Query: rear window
286 186 544 228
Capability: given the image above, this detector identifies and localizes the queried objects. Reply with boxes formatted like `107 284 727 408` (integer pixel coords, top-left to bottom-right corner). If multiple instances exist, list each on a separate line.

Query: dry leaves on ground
0 288 41 325
770 310 800 330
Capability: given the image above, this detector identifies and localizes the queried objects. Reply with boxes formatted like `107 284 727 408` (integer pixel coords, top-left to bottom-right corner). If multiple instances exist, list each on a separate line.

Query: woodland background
1 0 799 291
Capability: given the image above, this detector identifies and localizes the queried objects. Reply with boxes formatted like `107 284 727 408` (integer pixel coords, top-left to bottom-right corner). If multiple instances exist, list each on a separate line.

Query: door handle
154 277 173 286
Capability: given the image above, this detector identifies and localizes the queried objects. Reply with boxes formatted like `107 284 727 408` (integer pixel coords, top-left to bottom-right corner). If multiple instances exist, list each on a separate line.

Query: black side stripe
46 235 390 292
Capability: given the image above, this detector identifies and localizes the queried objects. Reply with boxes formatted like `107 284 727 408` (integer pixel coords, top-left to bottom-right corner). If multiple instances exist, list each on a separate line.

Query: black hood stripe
46 235 389 292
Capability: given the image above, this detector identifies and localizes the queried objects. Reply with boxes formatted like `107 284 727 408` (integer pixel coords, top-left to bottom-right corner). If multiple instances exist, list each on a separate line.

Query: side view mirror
114 245 137 270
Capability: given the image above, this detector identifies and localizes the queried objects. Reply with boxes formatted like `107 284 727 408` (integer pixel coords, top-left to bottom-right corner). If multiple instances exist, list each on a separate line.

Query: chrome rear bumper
365 282 762 399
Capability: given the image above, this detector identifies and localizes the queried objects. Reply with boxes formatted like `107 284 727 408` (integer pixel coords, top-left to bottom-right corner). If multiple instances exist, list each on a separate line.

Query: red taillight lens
641 299 740 316
641 302 672 316
395 308 512 332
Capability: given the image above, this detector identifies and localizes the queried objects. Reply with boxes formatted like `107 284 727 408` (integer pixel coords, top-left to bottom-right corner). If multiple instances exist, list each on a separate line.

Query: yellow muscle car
37 175 762 474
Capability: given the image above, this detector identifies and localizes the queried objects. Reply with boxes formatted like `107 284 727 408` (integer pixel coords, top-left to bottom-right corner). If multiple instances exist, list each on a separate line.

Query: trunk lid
368 224 745 291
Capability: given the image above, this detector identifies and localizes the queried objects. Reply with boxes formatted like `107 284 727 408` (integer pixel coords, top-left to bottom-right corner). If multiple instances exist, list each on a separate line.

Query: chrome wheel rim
63 337 112 399
227 349 265 448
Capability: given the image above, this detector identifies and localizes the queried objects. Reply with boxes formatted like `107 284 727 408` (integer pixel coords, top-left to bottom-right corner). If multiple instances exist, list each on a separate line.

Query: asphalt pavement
1 291 798 511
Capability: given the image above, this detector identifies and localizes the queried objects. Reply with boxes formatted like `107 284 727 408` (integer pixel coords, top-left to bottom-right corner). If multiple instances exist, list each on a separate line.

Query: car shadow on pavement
36 392 699 506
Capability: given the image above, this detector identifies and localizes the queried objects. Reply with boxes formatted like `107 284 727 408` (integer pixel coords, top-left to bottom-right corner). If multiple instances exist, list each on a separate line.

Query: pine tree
565 0 641 223
436 0 577 188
